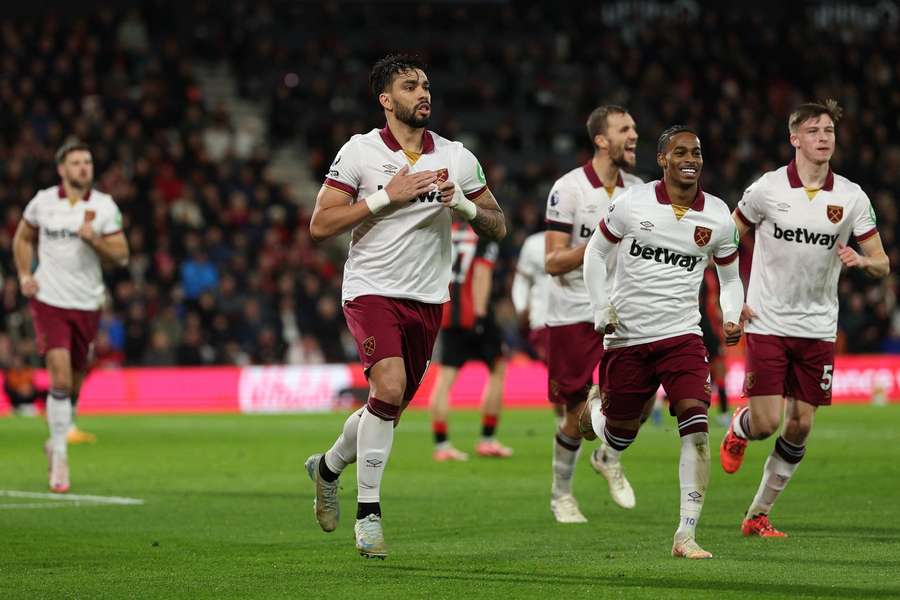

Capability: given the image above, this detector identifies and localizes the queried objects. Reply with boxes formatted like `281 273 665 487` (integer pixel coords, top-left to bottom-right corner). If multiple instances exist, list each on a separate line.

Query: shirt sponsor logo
579 224 595 239
43 227 80 240
628 239 703 271
772 222 839 249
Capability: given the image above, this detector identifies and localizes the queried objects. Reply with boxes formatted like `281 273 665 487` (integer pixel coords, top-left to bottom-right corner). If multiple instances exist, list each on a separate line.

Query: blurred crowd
1 2 898 388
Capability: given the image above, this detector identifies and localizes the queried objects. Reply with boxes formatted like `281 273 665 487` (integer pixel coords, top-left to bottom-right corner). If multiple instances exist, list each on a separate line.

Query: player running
544 106 641 523
720 100 889 537
13 140 129 493
428 219 512 462
582 125 744 559
304 54 506 559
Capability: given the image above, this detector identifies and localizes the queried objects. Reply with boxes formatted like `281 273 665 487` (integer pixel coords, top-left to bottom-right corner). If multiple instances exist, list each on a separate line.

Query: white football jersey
544 163 642 326
736 161 878 341
324 127 488 305
23 186 122 311
598 181 738 349
512 231 550 330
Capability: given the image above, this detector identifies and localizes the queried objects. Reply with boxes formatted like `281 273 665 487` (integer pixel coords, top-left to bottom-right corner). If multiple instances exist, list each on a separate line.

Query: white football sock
590 399 606 441
676 431 709 538
47 391 72 455
324 407 364 474
552 431 581 498
356 407 395 503
745 452 800 519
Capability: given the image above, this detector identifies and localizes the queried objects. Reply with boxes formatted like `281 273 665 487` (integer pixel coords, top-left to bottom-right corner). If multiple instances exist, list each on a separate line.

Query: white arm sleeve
583 229 617 331
511 270 530 316
715 258 744 325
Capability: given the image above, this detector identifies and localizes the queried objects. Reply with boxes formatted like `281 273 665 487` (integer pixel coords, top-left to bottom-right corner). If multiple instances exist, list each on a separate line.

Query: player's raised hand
383 165 437 203
837 242 867 268
19 274 38 298
437 180 456 204
78 210 97 243
740 303 757 325
723 321 742 346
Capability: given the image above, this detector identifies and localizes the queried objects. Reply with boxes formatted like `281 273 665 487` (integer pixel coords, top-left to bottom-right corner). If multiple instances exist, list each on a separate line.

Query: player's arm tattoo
470 189 507 241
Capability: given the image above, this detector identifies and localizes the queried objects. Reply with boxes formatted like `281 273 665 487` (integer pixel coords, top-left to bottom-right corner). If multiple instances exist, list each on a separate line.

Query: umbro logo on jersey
640 221 654 231
773 223 839 249
382 163 399 175
629 239 702 272
777 202 790 212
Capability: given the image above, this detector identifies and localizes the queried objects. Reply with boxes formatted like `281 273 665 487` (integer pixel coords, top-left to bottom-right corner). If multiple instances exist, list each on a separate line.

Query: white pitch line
0 490 144 505
0 502 75 510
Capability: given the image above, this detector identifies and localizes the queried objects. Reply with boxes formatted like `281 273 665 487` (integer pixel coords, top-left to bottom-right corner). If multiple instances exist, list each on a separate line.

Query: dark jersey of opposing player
441 221 499 330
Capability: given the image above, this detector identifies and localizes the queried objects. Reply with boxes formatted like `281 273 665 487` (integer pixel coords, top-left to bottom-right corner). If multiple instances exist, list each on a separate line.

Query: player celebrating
544 105 641 523
583 126 744 559
429 218 512 461
303 54 506 559
720 100 889 537
13 140 129 493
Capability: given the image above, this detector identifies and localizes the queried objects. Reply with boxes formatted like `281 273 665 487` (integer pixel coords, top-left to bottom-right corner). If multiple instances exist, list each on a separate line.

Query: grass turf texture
2 406 899 599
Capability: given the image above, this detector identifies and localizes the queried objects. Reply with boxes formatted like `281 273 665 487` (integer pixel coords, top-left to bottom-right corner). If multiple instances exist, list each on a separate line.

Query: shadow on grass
376 565 899 598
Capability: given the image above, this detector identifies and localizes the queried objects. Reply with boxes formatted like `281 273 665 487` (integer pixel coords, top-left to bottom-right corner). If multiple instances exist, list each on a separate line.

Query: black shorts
438 321 504 368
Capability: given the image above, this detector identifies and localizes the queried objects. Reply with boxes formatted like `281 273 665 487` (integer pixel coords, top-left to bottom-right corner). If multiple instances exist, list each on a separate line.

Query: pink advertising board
1 356 898 415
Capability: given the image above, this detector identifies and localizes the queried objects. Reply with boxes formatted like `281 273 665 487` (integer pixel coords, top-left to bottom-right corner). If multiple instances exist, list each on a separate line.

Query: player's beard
610 144 633 170
395 100 430 129
66 174 92 192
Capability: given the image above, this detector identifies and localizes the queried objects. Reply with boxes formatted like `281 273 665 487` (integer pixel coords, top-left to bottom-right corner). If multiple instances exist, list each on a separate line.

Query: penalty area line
0 490 145 506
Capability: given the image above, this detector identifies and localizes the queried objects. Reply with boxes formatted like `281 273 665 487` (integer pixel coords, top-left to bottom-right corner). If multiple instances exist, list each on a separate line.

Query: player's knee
749 409 780 439
784 414 813 441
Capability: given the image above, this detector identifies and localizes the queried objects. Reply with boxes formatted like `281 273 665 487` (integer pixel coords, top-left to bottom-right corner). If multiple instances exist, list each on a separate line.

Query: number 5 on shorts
820 365 833 391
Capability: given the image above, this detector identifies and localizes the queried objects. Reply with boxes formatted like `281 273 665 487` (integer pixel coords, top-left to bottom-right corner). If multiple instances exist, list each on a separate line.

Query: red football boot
742 514 787 538
720 407 749 474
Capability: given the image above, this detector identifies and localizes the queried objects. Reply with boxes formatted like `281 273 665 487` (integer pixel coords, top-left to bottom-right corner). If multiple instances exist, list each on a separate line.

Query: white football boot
590 445 636 509
305 454 340 532
550 494 588 523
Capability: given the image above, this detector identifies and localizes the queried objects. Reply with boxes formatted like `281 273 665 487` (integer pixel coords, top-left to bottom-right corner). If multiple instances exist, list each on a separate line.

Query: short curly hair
369 53 428 100
656 125 698 155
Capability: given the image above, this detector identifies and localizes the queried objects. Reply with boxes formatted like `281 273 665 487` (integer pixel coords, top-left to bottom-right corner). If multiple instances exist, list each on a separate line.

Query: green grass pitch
2 405 899 599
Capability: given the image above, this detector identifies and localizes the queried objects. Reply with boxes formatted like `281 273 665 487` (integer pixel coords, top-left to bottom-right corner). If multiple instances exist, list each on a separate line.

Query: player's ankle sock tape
739 407 755 439
603 425 636 452
357 502 381 519
49 388 69 401
481 414 498 438
319 456 340 482
774 436 805 464
432 421 448 444
366 397 400 421
555 430 581 452
677 406 709 436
